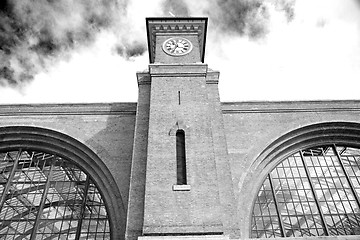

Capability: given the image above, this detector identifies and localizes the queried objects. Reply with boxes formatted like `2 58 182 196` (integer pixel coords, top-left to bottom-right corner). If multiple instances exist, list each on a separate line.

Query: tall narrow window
176 130 187 185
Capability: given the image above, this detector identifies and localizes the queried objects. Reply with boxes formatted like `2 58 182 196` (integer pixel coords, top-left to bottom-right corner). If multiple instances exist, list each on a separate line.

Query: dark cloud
355 0 360 9
204 0 296 39
0 67 16 86
206 0 270 39
0 0 127 87
159 0 274 39
0 0 9 12
0 17 22 55
275 0 296 22
127 43 147 58
0 0 298 89
162 0 190 16
114 41 147 60
30 29 60 55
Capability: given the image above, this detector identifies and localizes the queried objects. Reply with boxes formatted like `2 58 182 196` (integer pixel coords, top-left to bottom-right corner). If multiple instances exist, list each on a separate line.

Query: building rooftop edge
0 102 137 116
222 99 360 114
1 99 360 115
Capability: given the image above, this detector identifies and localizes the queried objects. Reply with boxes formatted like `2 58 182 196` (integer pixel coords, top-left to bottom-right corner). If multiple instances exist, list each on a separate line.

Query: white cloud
207 0 360 101
1 0 360 104
0 31 147 104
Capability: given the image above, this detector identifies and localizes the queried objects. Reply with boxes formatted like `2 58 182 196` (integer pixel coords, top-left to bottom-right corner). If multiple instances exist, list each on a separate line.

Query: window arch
249 122 360 238
251 144 360 237
0 126 125 239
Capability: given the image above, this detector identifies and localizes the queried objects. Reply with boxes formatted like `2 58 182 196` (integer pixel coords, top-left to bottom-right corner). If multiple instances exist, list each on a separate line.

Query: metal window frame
251 144 360 238
0 149 110 239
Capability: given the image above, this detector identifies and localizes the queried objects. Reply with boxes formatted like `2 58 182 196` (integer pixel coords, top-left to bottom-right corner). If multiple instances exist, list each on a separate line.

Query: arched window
251 144 360 238
176 130 187 185
0 149 110 239
0 126 125 239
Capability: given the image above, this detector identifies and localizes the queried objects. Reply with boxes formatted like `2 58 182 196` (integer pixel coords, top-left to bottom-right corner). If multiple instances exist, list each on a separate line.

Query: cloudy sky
0 0 360 104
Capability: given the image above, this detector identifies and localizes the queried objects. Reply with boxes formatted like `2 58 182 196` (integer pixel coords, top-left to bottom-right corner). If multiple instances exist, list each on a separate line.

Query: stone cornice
206 70 220 84
137 72 151 86
137 65 219 82
146 17 208 64
221 100 360 114
0 103 137 116
148 63 207 77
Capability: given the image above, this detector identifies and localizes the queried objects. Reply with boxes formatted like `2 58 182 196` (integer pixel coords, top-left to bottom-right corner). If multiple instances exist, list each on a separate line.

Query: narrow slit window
176 130 187 185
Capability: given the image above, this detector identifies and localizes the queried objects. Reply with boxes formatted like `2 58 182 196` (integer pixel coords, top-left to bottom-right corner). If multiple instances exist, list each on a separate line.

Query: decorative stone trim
169 121 190 136
206 71 220 85
149 63 207 77
137 72 151 86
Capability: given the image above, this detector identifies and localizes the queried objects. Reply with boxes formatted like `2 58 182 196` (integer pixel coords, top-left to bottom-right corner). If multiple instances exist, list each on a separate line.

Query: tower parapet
146 17 207 63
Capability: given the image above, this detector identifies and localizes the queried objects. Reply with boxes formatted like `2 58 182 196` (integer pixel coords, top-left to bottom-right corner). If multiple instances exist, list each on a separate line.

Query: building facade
1 18 360 240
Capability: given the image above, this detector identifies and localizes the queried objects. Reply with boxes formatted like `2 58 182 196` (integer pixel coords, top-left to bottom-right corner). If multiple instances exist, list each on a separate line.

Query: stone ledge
149 63 208 76
0 102 137 116
221 100 360 114
172 185 191 191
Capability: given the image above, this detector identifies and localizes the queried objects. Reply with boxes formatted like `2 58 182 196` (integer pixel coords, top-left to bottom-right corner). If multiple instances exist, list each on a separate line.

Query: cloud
274 0 296 21
182 0 295 39
1 0 360 104
162 0 190 16
206 0 360 101
114 41 147 60
0 0 296 90
0 0 126 88
209 0 271 38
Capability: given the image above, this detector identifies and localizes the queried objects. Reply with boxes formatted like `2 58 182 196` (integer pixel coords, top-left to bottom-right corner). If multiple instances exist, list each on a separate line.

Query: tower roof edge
146 17 208 64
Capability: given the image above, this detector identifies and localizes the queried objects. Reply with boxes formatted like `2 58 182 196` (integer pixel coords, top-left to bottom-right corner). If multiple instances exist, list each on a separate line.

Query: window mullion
75 176 90 240
268 173 286 237
332 144 360 211
300 150 329 236
30 159 55 240
0 149 22 211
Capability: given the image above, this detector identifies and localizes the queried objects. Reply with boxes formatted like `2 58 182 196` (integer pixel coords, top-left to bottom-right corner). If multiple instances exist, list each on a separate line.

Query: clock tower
126 18 236 240
146 17 207 64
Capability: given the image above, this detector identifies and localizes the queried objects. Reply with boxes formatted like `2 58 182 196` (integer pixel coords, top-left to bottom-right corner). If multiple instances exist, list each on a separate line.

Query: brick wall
0 102 136 217
222 100 360 238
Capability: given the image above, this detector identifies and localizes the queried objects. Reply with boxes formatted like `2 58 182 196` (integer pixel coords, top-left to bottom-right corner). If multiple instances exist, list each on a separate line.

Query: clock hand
174 42 180 52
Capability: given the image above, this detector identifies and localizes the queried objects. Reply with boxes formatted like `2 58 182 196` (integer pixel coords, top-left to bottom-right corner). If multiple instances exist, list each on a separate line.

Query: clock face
162 37 193 56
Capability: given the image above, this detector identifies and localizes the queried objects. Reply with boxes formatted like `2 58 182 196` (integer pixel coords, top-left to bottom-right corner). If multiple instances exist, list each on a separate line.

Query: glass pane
0 150 110 239
274 154 323 237
251 178 282 238
252 145 360 238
